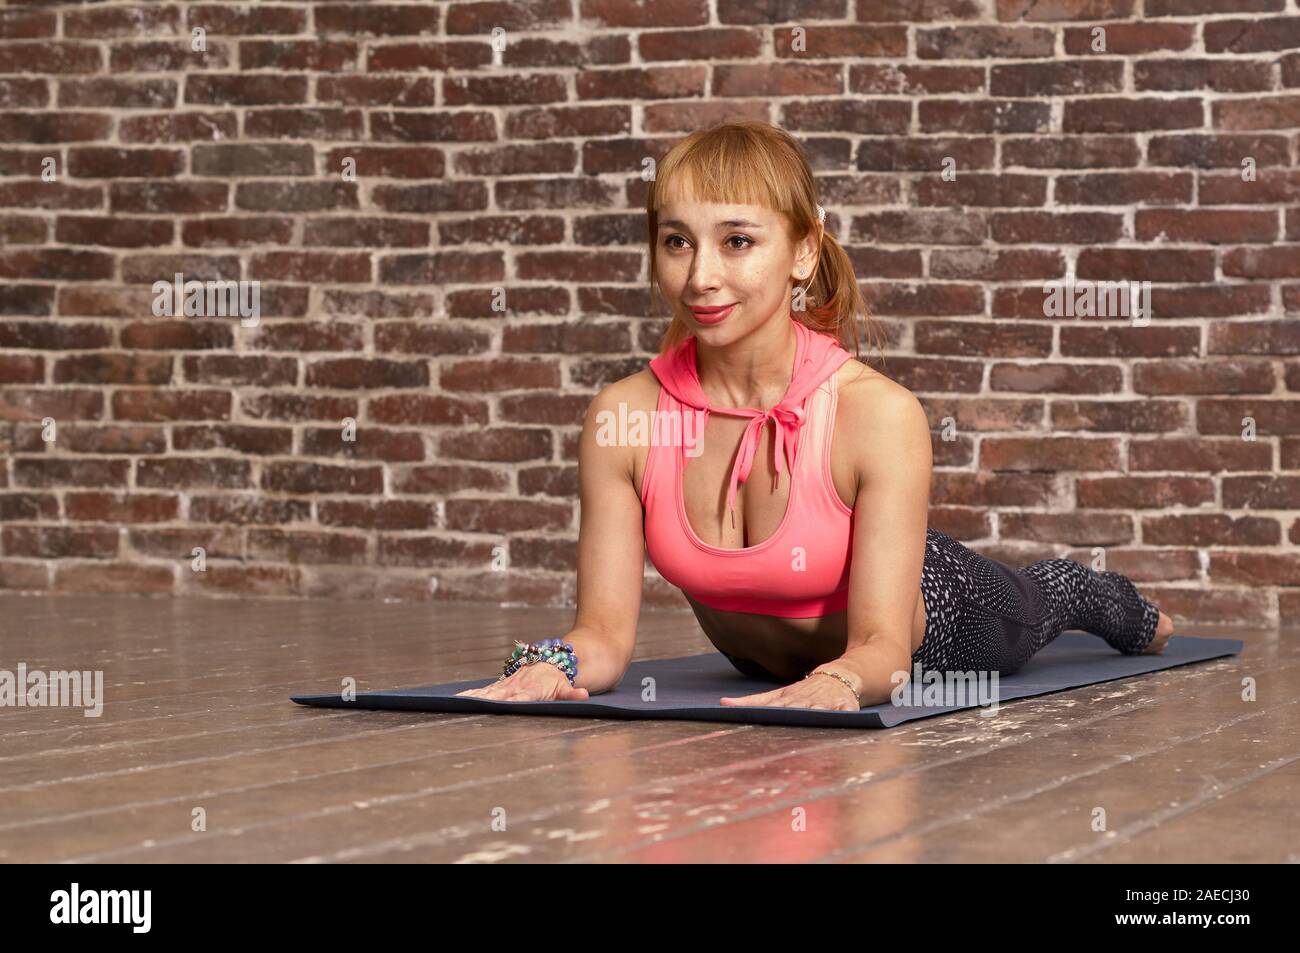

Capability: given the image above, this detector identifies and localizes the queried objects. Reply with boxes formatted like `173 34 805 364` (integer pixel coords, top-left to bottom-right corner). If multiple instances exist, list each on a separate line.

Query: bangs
650 132 802 226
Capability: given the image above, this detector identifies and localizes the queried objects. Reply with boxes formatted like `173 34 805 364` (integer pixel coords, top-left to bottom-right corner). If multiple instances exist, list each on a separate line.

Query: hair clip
816 204 825 224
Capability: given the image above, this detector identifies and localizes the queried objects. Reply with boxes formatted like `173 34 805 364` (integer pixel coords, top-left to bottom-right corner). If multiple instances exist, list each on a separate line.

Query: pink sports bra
639 318 855 618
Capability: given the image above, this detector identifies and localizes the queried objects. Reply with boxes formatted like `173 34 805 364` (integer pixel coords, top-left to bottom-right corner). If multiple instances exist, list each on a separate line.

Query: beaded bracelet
498 638 579 687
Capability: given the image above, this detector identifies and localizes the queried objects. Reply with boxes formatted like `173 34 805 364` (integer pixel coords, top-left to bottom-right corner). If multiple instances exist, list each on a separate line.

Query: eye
661 234 755 251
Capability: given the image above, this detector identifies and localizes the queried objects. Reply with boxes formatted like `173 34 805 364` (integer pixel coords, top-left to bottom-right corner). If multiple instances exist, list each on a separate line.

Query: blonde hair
645 119 884 366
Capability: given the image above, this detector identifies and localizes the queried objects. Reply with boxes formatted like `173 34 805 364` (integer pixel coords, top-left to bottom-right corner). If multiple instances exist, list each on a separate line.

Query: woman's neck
694 312 798 410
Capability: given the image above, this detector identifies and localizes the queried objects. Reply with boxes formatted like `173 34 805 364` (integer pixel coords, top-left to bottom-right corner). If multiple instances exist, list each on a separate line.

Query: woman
459 120 1173 712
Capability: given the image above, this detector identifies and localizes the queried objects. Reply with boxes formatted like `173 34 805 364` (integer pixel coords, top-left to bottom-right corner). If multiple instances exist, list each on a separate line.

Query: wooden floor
0 591 1295 864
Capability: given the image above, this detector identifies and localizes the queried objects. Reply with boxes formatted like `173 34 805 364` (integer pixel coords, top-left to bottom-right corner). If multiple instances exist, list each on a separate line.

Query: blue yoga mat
291 633 1243 729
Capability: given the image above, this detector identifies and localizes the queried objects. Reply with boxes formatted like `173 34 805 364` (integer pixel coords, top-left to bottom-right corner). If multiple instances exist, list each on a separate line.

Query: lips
689 303 736 326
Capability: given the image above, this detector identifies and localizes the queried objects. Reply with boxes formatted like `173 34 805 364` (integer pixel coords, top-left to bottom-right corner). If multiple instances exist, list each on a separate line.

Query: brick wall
0 2 1297 628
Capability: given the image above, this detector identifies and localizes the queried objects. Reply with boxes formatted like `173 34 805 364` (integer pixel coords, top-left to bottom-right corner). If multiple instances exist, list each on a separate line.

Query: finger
720 690 783 706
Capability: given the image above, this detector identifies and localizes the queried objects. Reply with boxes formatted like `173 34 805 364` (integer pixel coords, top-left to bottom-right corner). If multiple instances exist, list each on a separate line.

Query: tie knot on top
646 316 853 537
769 404 803 427
722 402 806 529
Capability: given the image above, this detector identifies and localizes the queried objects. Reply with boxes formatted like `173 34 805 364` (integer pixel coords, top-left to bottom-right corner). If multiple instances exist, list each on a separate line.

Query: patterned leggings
722 526 1161 681
912 526 1160 675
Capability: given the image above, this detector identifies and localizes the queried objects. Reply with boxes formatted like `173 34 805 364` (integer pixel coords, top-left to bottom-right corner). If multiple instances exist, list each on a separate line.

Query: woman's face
655 200 816 341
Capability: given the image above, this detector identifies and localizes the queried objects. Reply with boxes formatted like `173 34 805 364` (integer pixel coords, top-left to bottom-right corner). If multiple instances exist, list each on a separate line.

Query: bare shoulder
832 358 931 463
586 367 659 424
833 359 925 427
581 367 660 481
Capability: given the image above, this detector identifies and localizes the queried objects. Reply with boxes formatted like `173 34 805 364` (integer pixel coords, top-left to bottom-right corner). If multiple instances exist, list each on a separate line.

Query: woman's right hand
455 660 591 702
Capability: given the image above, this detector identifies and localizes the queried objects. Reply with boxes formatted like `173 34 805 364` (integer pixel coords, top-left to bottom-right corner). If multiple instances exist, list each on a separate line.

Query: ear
792 229 820 282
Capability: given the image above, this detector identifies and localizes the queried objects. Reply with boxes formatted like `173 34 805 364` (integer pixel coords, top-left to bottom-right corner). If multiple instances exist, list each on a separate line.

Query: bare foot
1142 610 1174 654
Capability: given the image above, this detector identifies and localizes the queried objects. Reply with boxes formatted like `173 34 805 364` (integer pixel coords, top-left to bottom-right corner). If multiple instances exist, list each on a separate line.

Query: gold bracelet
805 668 860 706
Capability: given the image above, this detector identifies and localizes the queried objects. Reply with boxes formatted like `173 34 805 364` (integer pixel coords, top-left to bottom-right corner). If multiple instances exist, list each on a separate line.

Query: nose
685 244 725 296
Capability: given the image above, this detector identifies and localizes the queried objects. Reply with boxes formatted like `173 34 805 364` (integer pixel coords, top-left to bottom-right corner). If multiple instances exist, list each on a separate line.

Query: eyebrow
658 218 765 230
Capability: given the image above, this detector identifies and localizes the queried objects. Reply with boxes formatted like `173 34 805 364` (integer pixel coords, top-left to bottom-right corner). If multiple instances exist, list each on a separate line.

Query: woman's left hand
720 672 860 711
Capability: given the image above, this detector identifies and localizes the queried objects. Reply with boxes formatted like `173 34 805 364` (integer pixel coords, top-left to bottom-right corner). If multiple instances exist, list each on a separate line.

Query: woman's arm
561 377 650 694
828 378 934 706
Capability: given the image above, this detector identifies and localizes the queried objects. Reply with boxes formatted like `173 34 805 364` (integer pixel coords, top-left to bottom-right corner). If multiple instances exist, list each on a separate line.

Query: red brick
1062 22 1195 54
1137 59 1274 93
57 78 177 109
182 564 302 596
247 529 368 565
301 426 425 461
248 252 371 283
185 75 309 106
0 43 101 73
991 363 1125 393
110 181 228 214
68 147 184 178
1204 16 1300 53
1142 512 1280 547
0 79 48 108
0 112 111 143
0 492 60 521
0 354 43 383
1149 133 1290 169
0 214 45 244
110 41 233 73
1076 476 1216 508
1130 437 1273 471
66 492 178 523
918 26 1055 58
321 146 445 177
1209 551 1300 587
112 389 232 422
443 498 571 532
304 357 428 390
980 436 1122 472
136 458 252 489
119 111 239 143
185 5 308 35
52 563 174 595
0 182 102 211
316 76 438 107
1134 360 1276 395
53 354 173 386
55 215 174 247
13 458 130 488
182 217 296 247
1135 209 1277 243
240 41 358 72
318 499 437 530
0 9 56 39
262 462 384 495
